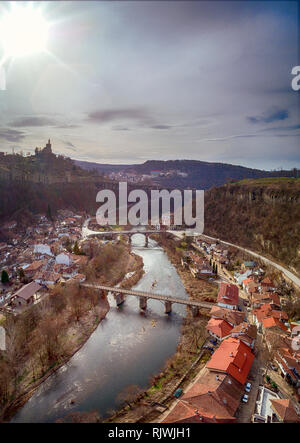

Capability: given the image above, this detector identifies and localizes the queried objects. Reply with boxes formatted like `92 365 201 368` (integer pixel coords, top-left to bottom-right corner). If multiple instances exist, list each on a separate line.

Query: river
11 233 188 423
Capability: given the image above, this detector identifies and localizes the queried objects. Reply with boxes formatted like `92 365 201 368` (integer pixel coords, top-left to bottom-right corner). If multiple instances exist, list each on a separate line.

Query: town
160 237 300 423
1 207 299 423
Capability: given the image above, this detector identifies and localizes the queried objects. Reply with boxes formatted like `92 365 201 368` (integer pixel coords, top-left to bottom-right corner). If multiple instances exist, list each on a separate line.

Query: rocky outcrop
204 179 300 276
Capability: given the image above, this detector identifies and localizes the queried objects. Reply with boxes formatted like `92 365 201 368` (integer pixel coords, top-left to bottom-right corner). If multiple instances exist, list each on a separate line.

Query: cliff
204 178 300 276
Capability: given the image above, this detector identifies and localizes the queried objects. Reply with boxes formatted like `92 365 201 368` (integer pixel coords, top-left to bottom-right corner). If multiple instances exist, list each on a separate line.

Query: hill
75 158 296 190
204 178 300 276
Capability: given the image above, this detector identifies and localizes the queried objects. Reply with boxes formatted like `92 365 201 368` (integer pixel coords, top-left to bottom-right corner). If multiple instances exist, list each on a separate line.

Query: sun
0 3 49 58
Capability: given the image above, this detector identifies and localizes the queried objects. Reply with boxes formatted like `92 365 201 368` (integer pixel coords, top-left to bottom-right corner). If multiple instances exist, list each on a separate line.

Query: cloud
247 108 289 124
56 124 80 129
260 124 300 132
87 108 153 126
112 126 130 131
0 128 26 142
199 132 300 143
151 125 172 130
63 141 77 151
9 116 58 127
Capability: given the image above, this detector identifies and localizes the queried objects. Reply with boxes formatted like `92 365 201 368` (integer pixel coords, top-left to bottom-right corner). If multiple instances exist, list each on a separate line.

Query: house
235 269 253 286
242 277 254 291
229 322 257 348
251 292 281 309
262 317 288 333
270 399 300 423
33 244 53 256
261 277 275 290
205 337 255 385
243 279 259 295
56 252 73 266
217 283 239 310
23 260 46 278
11 281 42 307
209 306 245 327
241 261 257 271
162 368 243 423
206 318 233 341
34 271 61 286
65 273 86 285
275 347 300 387
252 304 288 332
70 254 89 267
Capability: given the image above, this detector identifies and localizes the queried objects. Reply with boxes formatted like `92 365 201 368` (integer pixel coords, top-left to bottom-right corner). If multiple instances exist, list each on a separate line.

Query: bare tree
116 385 142 409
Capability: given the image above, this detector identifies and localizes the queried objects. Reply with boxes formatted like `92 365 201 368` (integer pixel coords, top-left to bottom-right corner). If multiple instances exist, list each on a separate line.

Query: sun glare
0 4 49 57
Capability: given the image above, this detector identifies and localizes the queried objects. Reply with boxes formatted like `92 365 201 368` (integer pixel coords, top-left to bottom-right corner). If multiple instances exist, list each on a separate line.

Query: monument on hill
35 139 53 156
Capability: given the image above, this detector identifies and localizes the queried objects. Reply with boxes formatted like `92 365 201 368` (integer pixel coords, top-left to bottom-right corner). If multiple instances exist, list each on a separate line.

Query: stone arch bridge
80 283 214 316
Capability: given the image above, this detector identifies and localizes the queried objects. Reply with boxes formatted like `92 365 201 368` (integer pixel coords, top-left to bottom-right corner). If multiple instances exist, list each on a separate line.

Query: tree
46 203 53 221
1 270 9 284
73 241 81 255
116 385 142 409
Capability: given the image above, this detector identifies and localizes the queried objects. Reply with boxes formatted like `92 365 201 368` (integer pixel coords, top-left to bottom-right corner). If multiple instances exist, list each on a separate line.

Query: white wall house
34 244 53 256
56 252 72 266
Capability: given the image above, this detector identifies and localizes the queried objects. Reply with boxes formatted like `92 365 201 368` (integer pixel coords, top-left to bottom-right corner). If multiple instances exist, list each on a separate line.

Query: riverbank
104 235 217 423
1 245 144 423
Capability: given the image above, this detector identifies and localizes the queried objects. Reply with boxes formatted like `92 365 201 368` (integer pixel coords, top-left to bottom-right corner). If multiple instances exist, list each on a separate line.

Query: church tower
44 139 52 154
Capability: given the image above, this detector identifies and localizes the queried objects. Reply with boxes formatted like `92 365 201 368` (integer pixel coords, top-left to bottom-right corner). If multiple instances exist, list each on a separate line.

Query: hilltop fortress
0 139 101 184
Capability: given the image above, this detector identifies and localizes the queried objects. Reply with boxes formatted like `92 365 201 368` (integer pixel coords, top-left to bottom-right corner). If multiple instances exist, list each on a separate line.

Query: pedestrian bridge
81 283 214 316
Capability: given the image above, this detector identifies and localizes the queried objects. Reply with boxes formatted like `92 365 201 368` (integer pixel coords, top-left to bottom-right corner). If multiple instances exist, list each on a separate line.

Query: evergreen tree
1 270 9 284
73 241 81 255
46 203 53 221
18 268 25 279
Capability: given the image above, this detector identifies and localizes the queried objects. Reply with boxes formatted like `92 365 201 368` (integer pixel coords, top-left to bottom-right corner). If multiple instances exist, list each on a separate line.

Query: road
189 232 300 290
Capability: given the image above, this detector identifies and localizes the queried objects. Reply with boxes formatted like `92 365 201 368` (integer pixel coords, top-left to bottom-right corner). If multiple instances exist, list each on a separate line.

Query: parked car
242 394 249 403
245 382 252 392
174 388 183 398
203 345 214 352
210 339 218 346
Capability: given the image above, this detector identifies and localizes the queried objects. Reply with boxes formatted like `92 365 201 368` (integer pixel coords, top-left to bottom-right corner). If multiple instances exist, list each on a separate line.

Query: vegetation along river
11 233 188 423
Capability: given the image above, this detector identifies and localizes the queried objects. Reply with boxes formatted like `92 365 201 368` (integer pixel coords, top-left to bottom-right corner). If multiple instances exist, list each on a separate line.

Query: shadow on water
11 233 188 423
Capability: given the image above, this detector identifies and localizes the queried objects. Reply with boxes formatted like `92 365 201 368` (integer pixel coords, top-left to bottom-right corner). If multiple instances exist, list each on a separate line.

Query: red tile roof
217 283 239 307
262 317 288 331
205 337 255 385
270 399 300 423
162 369 242 423
230 322 257 340
161 401 202 423
206 318 233 339
261 277 274 287
253 304 288 323
242 277 254 286
210 306 245 326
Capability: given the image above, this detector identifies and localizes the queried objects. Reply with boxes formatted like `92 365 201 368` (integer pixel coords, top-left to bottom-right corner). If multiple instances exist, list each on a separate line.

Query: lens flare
0 3 49 57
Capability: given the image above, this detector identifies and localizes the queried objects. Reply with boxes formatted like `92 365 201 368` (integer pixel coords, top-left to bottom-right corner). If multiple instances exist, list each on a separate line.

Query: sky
0 1 299 170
